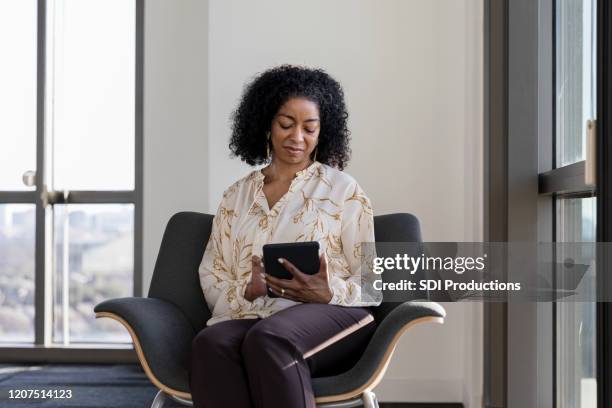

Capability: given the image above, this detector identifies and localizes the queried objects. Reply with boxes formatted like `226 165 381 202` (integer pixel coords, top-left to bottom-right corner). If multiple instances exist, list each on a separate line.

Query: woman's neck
263 158 314 182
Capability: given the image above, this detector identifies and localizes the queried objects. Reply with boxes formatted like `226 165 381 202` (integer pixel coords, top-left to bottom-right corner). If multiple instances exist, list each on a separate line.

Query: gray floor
0 364 183 408
0 364 461 408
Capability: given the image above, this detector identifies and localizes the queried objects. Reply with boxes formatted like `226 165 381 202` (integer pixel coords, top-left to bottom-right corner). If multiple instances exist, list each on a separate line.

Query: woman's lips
284 146 303 155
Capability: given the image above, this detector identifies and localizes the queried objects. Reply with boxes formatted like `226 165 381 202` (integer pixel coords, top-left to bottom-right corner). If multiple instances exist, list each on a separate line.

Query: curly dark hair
229 65 351 170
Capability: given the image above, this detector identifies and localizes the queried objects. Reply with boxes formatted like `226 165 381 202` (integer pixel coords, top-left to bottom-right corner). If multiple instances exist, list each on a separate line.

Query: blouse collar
295 160 321 178
254 160 321 184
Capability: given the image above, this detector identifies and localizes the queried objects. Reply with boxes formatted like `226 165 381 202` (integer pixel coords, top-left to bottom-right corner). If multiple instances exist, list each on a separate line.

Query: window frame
485 0 611 406
595 0 612 405
0 0 144 362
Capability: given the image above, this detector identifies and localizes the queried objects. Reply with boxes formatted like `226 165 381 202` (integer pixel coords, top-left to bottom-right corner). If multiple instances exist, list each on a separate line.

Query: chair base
149 389 379 408
150 390 195 408
151 390 168 408
360 390 380 408
318 390 379 407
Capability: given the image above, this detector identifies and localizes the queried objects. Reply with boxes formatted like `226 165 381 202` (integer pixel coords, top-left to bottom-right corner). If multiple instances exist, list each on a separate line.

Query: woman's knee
191 326 232 359
241 321 291 359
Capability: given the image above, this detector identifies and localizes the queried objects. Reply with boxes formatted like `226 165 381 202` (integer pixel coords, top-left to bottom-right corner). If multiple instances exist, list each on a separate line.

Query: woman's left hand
265 254 333 304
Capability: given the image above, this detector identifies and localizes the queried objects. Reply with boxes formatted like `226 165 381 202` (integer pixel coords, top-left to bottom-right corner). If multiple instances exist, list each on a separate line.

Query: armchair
94 212 445 408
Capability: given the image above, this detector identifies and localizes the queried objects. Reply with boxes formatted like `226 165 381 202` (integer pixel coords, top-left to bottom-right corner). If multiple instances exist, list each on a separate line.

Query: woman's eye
280 124 292 130
305 128 316 134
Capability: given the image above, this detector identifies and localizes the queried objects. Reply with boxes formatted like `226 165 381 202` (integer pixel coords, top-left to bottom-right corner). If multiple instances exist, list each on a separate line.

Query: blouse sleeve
328 182 383 307
198 190 255 315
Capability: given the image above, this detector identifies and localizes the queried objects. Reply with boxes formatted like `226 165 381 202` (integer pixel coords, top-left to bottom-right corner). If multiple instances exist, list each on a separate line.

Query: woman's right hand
244 255 268 301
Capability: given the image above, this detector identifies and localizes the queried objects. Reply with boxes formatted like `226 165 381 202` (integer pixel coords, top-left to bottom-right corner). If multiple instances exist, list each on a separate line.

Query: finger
266 276 305 300
267 283 282 295
268 285 300 301
264 272 292 284
265 277 296 293
278 258 306 281
266 280 282 293
266 278 294 293
318 253 328 277
251 255 265 277
265 273 301 291
264 274 284 286
251 255 261 272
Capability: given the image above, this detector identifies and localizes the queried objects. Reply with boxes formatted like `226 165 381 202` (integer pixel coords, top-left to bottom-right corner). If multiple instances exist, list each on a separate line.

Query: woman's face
270 97 320 165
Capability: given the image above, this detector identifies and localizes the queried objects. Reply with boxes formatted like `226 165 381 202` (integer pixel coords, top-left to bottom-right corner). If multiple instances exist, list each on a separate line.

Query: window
0 0 142 351
485 0 612 405
0 204 36 342
556 198 597 407
555 0 597 168
554 1 597 406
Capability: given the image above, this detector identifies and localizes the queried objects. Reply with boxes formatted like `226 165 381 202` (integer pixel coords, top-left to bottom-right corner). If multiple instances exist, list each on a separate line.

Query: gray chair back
370 213 427 324
147 212 425 332
148 212 213 333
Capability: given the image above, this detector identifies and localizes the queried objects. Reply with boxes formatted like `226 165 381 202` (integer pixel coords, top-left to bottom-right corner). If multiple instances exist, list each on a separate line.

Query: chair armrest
312 301 445 398
94 297 196 395
365 301 446 355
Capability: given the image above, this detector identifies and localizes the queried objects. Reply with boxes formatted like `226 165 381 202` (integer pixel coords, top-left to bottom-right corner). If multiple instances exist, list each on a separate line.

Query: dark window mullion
556 191 596 200
596 0 612 406
34 0 47 346
0 192 39 203
539 161 595 195
63 191 136 204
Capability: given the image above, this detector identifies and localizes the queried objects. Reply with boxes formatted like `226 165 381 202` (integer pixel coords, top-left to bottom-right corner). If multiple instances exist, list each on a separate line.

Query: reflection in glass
0 1 37 191
48 0 135 190
555 0 597 167
556 197 596 408
52 204 133 343
555 0 596 167
0 204 36 343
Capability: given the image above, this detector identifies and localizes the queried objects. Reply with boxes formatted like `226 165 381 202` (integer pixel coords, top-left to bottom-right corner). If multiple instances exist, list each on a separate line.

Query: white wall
142 0 209 292
144 0 483 405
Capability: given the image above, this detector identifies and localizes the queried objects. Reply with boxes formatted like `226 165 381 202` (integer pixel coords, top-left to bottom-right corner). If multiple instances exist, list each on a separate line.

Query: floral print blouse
198 161 381 326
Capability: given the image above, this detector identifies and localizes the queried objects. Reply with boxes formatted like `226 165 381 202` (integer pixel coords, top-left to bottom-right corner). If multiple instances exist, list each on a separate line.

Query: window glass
0 1 37 191
0 204 36 343
48 0 135 191
556 197 597 408
555 0 597 167
52 204 132 344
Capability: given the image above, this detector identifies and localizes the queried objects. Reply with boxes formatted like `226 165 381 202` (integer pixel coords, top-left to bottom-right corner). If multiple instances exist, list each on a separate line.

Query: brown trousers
189 303 376 408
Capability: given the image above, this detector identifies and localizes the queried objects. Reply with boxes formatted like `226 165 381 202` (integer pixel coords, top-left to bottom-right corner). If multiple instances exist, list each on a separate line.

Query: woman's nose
288 128 305 141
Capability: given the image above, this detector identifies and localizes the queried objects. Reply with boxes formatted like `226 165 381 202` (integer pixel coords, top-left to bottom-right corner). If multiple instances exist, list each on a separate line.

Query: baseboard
375 378 464 403
0 347 138 364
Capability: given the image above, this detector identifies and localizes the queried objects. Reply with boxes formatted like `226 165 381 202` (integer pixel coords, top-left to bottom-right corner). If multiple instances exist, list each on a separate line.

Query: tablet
263 241 320 298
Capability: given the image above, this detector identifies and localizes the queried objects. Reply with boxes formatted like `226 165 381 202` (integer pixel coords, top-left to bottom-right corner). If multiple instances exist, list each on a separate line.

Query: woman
191 65 382 408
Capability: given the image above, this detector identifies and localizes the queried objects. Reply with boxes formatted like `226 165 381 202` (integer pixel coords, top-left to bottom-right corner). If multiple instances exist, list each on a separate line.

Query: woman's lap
249 303 375 375
189 304 376 407
192 303 376 377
